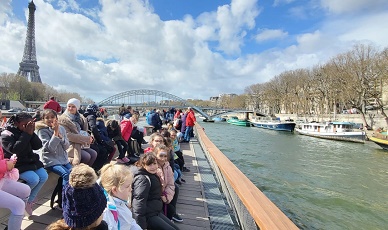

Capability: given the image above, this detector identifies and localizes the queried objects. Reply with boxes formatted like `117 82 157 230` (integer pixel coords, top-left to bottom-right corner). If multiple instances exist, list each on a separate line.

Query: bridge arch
97 89 212 119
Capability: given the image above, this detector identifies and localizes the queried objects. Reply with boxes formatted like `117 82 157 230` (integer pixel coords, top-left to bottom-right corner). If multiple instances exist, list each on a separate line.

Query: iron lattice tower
17 0 41 83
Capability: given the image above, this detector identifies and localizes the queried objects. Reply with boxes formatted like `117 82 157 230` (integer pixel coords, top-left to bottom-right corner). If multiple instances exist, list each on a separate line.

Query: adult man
43 96 62 113
183 107 196 142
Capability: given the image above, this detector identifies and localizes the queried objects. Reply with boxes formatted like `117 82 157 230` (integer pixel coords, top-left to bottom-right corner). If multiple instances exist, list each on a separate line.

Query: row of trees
244 44 388 127
0 73 93 104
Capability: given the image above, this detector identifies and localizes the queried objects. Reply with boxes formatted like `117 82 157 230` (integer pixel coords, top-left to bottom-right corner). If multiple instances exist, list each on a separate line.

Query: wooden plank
1 133 213 230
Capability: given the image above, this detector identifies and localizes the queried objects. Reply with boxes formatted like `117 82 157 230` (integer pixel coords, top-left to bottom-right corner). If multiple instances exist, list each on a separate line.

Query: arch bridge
98 89 226 120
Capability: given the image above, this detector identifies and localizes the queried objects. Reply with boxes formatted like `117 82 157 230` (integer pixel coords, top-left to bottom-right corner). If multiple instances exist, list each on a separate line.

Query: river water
198 120 388 230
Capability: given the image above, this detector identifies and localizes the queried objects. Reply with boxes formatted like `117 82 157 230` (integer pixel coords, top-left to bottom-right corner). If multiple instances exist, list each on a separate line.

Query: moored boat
212 116 227 122
250 116 296 132
295 121 366 143
227 116 250 127
369 132 388 150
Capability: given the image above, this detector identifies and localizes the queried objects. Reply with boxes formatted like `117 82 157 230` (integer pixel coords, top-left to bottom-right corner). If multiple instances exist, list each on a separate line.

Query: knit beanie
62 164 107 228
67 98 81 110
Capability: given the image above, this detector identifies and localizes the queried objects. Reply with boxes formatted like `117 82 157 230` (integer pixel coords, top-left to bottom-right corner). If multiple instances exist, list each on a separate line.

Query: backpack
146 112 152 125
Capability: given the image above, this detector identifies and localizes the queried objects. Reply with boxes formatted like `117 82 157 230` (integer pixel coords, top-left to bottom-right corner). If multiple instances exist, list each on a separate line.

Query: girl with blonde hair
99 163 141 230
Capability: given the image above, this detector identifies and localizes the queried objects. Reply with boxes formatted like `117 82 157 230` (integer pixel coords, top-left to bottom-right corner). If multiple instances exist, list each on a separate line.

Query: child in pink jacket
0 142 31 229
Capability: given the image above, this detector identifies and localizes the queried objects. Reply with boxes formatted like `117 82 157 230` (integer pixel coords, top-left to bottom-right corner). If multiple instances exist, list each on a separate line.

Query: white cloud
0 0 12 24
1 0 388 102
320 0 388 14
255 29 288 42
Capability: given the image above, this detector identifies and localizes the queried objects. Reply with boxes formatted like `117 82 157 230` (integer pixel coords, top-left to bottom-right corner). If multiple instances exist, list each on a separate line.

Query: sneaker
175 180 182 185
183 167 190 172
172 214 183 222
25 202 34 216
116 157 129 163
180 178 186 183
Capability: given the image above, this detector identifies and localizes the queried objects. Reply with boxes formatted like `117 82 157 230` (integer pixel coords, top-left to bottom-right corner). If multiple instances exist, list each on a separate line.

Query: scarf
64 110 82 132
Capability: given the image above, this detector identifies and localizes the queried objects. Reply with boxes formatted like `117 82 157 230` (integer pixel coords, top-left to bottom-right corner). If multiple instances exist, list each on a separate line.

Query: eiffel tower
17 0 41 83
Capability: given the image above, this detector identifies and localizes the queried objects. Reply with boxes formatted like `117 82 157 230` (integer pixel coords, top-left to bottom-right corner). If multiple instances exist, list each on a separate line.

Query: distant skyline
1 0 388 102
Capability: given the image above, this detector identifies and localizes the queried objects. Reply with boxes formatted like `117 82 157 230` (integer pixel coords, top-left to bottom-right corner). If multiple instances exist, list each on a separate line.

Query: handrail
195 123 299 230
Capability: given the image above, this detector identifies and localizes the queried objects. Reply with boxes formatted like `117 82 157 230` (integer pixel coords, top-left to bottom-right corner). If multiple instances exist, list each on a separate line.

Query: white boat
295 121 366 143
250 116 296 132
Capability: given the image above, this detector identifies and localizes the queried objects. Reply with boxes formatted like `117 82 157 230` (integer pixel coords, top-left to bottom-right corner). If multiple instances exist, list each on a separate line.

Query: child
106 119 129 164
131 154 179 230
100 163 141 230
143 133 164 154
120 113 134 159
35 109 72 186
154 144 183 222
47 164 108 230
0 141 31 230
1 112 48 216
169 130 189 172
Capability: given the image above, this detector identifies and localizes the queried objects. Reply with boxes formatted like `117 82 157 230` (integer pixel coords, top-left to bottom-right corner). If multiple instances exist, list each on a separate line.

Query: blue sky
1 0 388 102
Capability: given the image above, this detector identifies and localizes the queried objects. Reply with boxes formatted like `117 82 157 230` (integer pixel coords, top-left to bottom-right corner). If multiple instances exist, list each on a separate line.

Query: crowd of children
0 103 194 230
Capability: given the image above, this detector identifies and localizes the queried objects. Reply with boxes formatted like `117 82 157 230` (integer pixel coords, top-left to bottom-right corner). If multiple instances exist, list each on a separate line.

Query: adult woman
58 98 97 166
1 112 48 215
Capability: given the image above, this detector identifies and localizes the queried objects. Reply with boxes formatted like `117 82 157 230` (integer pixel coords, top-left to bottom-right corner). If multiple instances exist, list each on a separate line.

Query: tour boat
227 116 250 127
295 121 366 143
250 116 296 132
369 132 388 150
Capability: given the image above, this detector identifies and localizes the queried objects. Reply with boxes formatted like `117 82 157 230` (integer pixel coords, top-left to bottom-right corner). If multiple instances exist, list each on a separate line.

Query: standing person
35 109 72 186
46 164 108 230
43 96 62 113
100 163 141 230
1 112 48 216
131 154 179 230
118 104 127 121
0 141 31 230
58 98 97 167
106 119 129 164
180 111 187 141
151 110 163 133
183 108 196 142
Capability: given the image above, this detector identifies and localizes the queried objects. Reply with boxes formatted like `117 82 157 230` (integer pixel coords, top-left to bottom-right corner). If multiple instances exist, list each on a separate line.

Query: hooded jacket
1 126 43 173
34 121 70 168
131 167 163 229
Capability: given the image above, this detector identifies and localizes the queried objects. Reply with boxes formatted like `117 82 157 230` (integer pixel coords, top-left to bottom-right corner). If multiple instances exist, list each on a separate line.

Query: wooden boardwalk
0 141 211 230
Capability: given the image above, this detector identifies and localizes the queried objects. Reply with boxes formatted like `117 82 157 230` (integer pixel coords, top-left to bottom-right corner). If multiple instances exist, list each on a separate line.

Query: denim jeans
46 163 72 186
19 167 48 202
184 126 193 141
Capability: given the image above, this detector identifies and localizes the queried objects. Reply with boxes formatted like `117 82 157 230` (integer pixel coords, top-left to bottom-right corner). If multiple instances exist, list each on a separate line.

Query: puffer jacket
120 118 133 142
1 126 43 173
131 167 163 229
34 121 70 168
156 161 175 204
58 113 90 165
96 118 111 143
